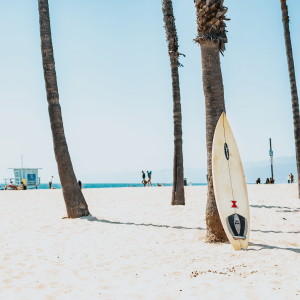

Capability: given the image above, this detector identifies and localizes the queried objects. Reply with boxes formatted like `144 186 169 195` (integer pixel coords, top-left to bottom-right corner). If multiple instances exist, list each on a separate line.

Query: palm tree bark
201 40 227 242
194 0 229 242
280 0 300 198
38 0 90 218
162 0 185 205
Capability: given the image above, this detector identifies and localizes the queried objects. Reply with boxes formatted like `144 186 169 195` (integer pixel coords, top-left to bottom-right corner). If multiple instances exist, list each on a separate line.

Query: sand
0 184 299 299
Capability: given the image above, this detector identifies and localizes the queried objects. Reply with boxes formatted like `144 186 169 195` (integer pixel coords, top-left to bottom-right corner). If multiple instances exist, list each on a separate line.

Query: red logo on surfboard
232 201 238 208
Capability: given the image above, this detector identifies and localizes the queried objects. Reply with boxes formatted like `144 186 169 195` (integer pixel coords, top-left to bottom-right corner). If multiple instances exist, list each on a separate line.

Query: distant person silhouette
142 171 146 187
22 181 27 190
265 178 270 184
147 171 152 187
49 176 53 189
256 178 261 184
78 180 82 189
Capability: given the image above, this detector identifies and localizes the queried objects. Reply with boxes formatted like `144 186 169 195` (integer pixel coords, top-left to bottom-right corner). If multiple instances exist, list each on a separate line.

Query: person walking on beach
147 171 152 187
49 176 53 189
287 174 291 184
291 173 294 184
142 171 146 187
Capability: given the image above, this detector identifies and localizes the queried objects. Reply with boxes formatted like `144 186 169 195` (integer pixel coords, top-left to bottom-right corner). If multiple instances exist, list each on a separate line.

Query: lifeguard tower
4 156 42 189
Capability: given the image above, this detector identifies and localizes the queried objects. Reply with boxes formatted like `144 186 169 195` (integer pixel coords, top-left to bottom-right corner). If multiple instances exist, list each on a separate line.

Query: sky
0 0 300 183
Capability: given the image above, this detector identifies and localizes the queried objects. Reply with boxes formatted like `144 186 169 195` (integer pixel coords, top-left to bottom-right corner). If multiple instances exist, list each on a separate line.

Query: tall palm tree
162 0 185 205
280 0 300 198
38 0 90 218
194 0 229 242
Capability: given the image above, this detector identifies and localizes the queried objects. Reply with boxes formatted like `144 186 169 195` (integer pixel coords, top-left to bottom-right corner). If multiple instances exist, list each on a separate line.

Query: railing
3 177 41 186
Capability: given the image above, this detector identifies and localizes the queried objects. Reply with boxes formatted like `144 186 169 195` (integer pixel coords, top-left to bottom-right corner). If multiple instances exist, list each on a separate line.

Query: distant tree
162 0 185 205
38 0 90 218
194 0 229 242
280 0 300 198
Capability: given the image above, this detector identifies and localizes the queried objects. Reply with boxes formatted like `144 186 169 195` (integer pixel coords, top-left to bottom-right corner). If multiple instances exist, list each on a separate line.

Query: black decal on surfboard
226 213 248 240
224 143 229 160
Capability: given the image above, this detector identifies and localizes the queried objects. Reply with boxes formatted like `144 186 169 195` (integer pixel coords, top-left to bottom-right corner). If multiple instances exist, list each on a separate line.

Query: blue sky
0 0 300 183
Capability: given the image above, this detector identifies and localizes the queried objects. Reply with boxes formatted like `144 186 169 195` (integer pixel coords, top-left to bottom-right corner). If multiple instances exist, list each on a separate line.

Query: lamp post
269 139 274 180
21 155 23 185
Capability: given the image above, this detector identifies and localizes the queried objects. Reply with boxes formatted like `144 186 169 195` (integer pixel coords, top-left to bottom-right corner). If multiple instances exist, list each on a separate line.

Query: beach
0 184 299 299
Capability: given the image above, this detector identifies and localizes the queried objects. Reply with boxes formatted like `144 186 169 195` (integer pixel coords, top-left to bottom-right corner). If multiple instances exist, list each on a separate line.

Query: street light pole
269 138 274 179
21 155 23 185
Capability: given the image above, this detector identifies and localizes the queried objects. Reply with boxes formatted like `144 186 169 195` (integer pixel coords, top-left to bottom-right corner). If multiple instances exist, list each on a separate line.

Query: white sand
0 184 299 299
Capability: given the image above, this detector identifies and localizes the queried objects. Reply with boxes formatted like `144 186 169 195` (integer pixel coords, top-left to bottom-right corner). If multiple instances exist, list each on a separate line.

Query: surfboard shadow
248 242 300 253
81 216 205 231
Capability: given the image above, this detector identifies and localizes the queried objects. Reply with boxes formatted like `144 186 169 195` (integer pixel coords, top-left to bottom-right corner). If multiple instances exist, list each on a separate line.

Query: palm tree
162 0 185 205
280 0 300 198
194 0 229 242
38 0 90 218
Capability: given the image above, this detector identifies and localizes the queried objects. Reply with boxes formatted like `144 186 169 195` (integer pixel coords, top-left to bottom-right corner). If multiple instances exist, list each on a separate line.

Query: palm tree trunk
38 0 90 218
162 0 185 205
280 0 300 198
171 65 185 205
200 40 228 242
194 0 229 242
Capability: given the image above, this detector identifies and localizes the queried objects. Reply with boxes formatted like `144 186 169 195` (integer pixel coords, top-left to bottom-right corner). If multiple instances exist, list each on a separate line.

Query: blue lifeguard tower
4 156 42 189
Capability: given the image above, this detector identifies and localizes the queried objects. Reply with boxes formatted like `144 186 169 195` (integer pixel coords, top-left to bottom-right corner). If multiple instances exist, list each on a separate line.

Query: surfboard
212 112 250 251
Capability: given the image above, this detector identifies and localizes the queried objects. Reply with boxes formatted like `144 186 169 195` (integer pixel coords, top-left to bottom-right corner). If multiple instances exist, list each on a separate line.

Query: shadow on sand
250 204 300 212
80 218 299 253
80 216 205 231
248 242 300 254
251 229 300 234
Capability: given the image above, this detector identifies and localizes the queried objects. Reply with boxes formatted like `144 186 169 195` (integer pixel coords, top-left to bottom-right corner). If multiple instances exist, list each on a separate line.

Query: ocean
0 183 207 190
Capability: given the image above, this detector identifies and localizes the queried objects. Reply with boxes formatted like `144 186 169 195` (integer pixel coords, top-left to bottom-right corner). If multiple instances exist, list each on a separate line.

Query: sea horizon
0 183 208 190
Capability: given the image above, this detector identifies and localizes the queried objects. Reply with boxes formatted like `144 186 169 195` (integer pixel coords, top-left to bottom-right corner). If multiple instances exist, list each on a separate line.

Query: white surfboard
212 112 250 251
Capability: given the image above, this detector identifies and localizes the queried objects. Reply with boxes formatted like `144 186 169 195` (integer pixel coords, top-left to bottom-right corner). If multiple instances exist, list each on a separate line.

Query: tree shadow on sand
250 204 300 212
251 229 300 234
81 216 205 231
248 242 300 254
